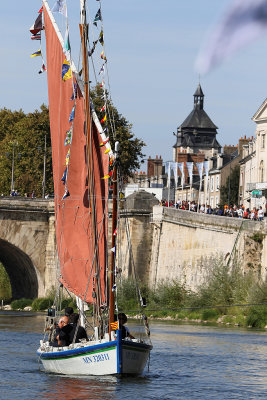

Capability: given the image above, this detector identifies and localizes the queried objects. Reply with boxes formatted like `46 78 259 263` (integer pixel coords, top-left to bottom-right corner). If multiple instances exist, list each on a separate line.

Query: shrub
31 297 53 311
11 298 32 310
202 309 219 321
246 307 267 328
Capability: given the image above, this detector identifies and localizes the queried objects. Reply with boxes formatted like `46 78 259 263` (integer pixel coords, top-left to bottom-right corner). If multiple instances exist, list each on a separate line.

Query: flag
38 64 46 74
61 168 67 184
31 49 41 57
178 162 185 189
102 170 113 179
186 162 194 186
31 33 41 40
52 0 67 17
63 28 71 60
30 13 42 34
62 190 70 200
100 80 105 88
99 64 105 75
113 227 117 236
101 114 107 124
110 321 118 330
70 83 77 100
62 59 72 81
100 138 109 147
111 246 116 253
69 106 75 122
101 51 107 60
38 7 43 13
99 105 106 112
99 30 104 46
109 156 113 166
196 162 204 191
105 148 110 154
88 42 96 57
195 0 267 75
93 9 102 26
203 161 209 177
64 127 72 145
65 149 71 165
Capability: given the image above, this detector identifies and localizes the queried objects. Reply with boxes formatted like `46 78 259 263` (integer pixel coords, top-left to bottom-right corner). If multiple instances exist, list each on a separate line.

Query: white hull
37 337 152 376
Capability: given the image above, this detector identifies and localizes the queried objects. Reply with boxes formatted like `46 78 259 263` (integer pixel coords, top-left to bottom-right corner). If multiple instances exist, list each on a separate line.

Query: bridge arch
0 239 38 299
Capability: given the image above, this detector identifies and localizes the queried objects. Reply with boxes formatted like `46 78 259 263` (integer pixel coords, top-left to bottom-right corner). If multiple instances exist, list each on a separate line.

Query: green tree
91 85 146 177
0 105 53 197
220 165 240 206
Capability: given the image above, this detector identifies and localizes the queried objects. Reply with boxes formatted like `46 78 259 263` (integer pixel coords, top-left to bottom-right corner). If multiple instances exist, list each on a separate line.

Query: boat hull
37 339 152 376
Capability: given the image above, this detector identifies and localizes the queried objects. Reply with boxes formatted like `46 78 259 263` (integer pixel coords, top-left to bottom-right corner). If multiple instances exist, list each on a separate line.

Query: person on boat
57 316 73 346
117 313 135 339
68 313 88 343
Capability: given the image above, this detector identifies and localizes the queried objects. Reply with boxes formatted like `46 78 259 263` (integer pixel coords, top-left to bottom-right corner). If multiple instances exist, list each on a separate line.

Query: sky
1 0 267 169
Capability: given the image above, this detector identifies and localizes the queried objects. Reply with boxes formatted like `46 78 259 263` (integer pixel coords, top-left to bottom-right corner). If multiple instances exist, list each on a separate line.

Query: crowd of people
160 199 265 221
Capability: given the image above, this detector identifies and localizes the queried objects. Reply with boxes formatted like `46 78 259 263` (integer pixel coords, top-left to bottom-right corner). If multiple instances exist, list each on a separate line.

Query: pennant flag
112 284 117 292
31 33 41 40
102 170 113 179
65 149 71 165
88 41 97 57
105 148 111 154
99 64 105 75
195 0 267 74
93 9 102 26
38 64 46 74
100 51 107 60
63 28 71 60
62 58 72 81
100 138 109 147
100 80 105 88
99 30 104 46
100 114 107 124
99 105 106 112
52 0 67 17
70 83 77 100
38 7 43 13
111 246 116 253
62 190 70 200
110 321 118 330
69 105 75 122
113 227 117 236
64 127 73 145
109 156 114 166
31 49 41 58
61 168 67 184
30 13 42 34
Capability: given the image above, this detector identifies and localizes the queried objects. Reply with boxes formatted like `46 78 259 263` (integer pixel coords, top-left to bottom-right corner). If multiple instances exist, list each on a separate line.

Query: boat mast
109 143 118 336
79 0 101 324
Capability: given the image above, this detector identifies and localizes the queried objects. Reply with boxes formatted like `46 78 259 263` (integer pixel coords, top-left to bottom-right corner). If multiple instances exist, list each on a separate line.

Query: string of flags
29 7 46 74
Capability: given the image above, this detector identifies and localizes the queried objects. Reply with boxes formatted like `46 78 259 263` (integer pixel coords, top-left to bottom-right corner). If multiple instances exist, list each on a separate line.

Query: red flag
100 138 109 147
102 170 113 179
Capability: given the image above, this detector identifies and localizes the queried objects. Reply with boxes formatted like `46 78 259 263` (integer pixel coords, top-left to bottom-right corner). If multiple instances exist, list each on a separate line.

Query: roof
194 84 204 97
179 108 218 130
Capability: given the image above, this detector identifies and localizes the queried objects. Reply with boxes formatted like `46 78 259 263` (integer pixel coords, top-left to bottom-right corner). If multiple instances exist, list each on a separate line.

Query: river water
1 311 267 399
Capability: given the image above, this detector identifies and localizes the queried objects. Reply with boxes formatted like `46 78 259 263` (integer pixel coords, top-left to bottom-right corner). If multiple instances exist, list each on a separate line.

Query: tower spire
193 83 204 110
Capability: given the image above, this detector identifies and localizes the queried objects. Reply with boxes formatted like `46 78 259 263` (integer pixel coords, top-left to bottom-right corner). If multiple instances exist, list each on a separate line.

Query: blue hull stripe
37 340 117 360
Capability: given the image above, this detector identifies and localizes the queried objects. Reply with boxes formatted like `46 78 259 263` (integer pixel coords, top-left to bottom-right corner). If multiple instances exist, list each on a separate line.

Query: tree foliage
0 90 145 195
91 85 146 177
220 165 240 206
0 105 53 197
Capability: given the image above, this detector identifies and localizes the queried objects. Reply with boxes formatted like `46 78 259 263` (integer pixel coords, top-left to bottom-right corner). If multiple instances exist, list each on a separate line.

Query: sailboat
35 0 152 375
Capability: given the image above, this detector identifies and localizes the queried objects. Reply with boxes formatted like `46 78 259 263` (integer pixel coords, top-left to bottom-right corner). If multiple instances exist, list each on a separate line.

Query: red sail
43 3 109 304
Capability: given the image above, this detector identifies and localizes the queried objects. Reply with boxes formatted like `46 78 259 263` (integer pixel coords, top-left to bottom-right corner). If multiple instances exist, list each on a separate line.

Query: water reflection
41 375 117 400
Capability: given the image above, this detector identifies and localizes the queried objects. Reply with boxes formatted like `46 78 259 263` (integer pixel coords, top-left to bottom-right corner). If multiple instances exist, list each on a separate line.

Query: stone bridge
0 198 56 299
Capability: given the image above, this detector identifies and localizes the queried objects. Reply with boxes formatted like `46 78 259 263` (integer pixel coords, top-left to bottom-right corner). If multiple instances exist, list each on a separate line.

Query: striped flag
110 321 118 330
31 49 41 57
